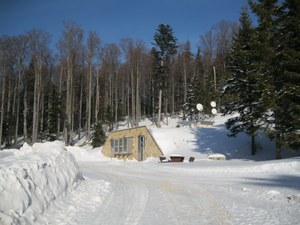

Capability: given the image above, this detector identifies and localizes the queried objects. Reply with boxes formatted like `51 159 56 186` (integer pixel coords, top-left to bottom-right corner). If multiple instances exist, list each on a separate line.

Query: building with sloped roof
102 126 163 161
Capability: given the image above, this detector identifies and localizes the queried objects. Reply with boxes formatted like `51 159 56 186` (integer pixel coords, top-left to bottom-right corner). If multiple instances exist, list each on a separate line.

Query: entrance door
138 135 145 161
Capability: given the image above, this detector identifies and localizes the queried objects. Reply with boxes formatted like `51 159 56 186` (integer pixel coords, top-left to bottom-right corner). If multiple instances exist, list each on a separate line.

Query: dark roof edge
109 125 147 133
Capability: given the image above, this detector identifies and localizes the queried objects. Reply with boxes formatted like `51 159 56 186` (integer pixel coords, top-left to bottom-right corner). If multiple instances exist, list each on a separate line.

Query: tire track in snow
189 185 231 225
82 163 230 225
153 180 230 225
91 175 149 225
37 161 230 225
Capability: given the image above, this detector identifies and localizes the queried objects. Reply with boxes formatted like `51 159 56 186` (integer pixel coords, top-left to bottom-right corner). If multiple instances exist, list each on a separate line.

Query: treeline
222 0 300 159
0 0 299 160
0 19 237 148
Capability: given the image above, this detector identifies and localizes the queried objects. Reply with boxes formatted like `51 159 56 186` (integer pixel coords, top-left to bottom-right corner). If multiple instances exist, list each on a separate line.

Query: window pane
110 139 115 153
123 138 128 153
127 137 133 154
111 139 114 147
119 138 123 153
115 140 119 153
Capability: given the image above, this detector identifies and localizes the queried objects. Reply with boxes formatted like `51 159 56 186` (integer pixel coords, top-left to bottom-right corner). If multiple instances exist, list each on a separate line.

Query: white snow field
0 115 300 225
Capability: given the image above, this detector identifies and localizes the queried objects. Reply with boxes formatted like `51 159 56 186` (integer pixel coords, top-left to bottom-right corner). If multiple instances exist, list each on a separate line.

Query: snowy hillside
0 115 300 225
137 114 298 160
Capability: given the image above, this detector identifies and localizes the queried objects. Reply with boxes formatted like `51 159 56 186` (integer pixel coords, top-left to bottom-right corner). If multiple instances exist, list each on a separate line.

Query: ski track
36 162 231 225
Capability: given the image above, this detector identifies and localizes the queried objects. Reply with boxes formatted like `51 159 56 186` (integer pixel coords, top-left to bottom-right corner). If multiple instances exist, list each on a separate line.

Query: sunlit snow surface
0 141 83 224
0 115 299 225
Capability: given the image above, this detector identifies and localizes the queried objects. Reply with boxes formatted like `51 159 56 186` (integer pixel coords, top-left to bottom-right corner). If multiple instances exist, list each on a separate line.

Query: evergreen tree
248 0 279 117
152 24 178 127
91 122 106 148
153 24 178 63
184 77 197 122
152 24 178 91
44 85 62 141
249 0 300 158
194 48 209 111
222 5 263 155
267 0 300 156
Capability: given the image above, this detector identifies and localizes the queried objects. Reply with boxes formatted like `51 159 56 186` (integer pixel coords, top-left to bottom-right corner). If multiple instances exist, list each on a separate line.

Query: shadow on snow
244 175 300 191
189 125 298 161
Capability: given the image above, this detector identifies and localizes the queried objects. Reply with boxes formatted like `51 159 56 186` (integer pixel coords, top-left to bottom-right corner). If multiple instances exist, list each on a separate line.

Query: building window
123 138 127 152
119 138 123 153
110 139 114 153
111 137 133 155
127 137 133 154
114 139 119 153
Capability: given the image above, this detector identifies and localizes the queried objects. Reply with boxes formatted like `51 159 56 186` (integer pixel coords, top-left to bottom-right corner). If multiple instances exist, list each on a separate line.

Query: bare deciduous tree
101 43 121 128
27 29 51 143
58 22 83 145
13 35 28 145
86 31 100 141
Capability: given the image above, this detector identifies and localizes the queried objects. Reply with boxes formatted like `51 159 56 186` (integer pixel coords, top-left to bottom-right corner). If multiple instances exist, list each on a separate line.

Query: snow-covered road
36 158 300 225
80 161 230 225
38 160 231 225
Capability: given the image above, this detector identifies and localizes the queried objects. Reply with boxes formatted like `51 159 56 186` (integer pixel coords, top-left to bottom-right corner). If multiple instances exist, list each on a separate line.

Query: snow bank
160 157 300 176
0 141 83 225
66 146 112 162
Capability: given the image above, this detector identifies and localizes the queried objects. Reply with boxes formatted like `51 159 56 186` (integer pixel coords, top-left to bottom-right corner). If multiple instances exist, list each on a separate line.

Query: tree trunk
0 76 6 149
57 66 63 136
47 76 52 141
114 72 118 128
23 75 28 143
95 68 100 122
131 67 135 127
135 62 140 127
158 90 162 128
6 73 12 146
275 133 282 159
65 57 72 145
151 74 155 121
183 60 187 105
165 97 168 125
127 82 130 127
32 65 40 143
70 73 74 145
275 144 282 159
213 66 217 92
251 135 257 155
87 59 92 141
78 74 83 141
39 81 44 139
37 66 43 142
14 65 22 145
12 72 17 116
171 76 175 115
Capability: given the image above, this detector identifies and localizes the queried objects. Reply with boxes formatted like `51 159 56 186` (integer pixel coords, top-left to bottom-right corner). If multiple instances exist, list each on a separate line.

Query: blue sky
0 0 245 51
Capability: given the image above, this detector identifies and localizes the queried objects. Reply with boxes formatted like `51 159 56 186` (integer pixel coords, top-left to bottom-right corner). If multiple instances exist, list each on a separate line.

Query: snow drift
0 141 83 225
